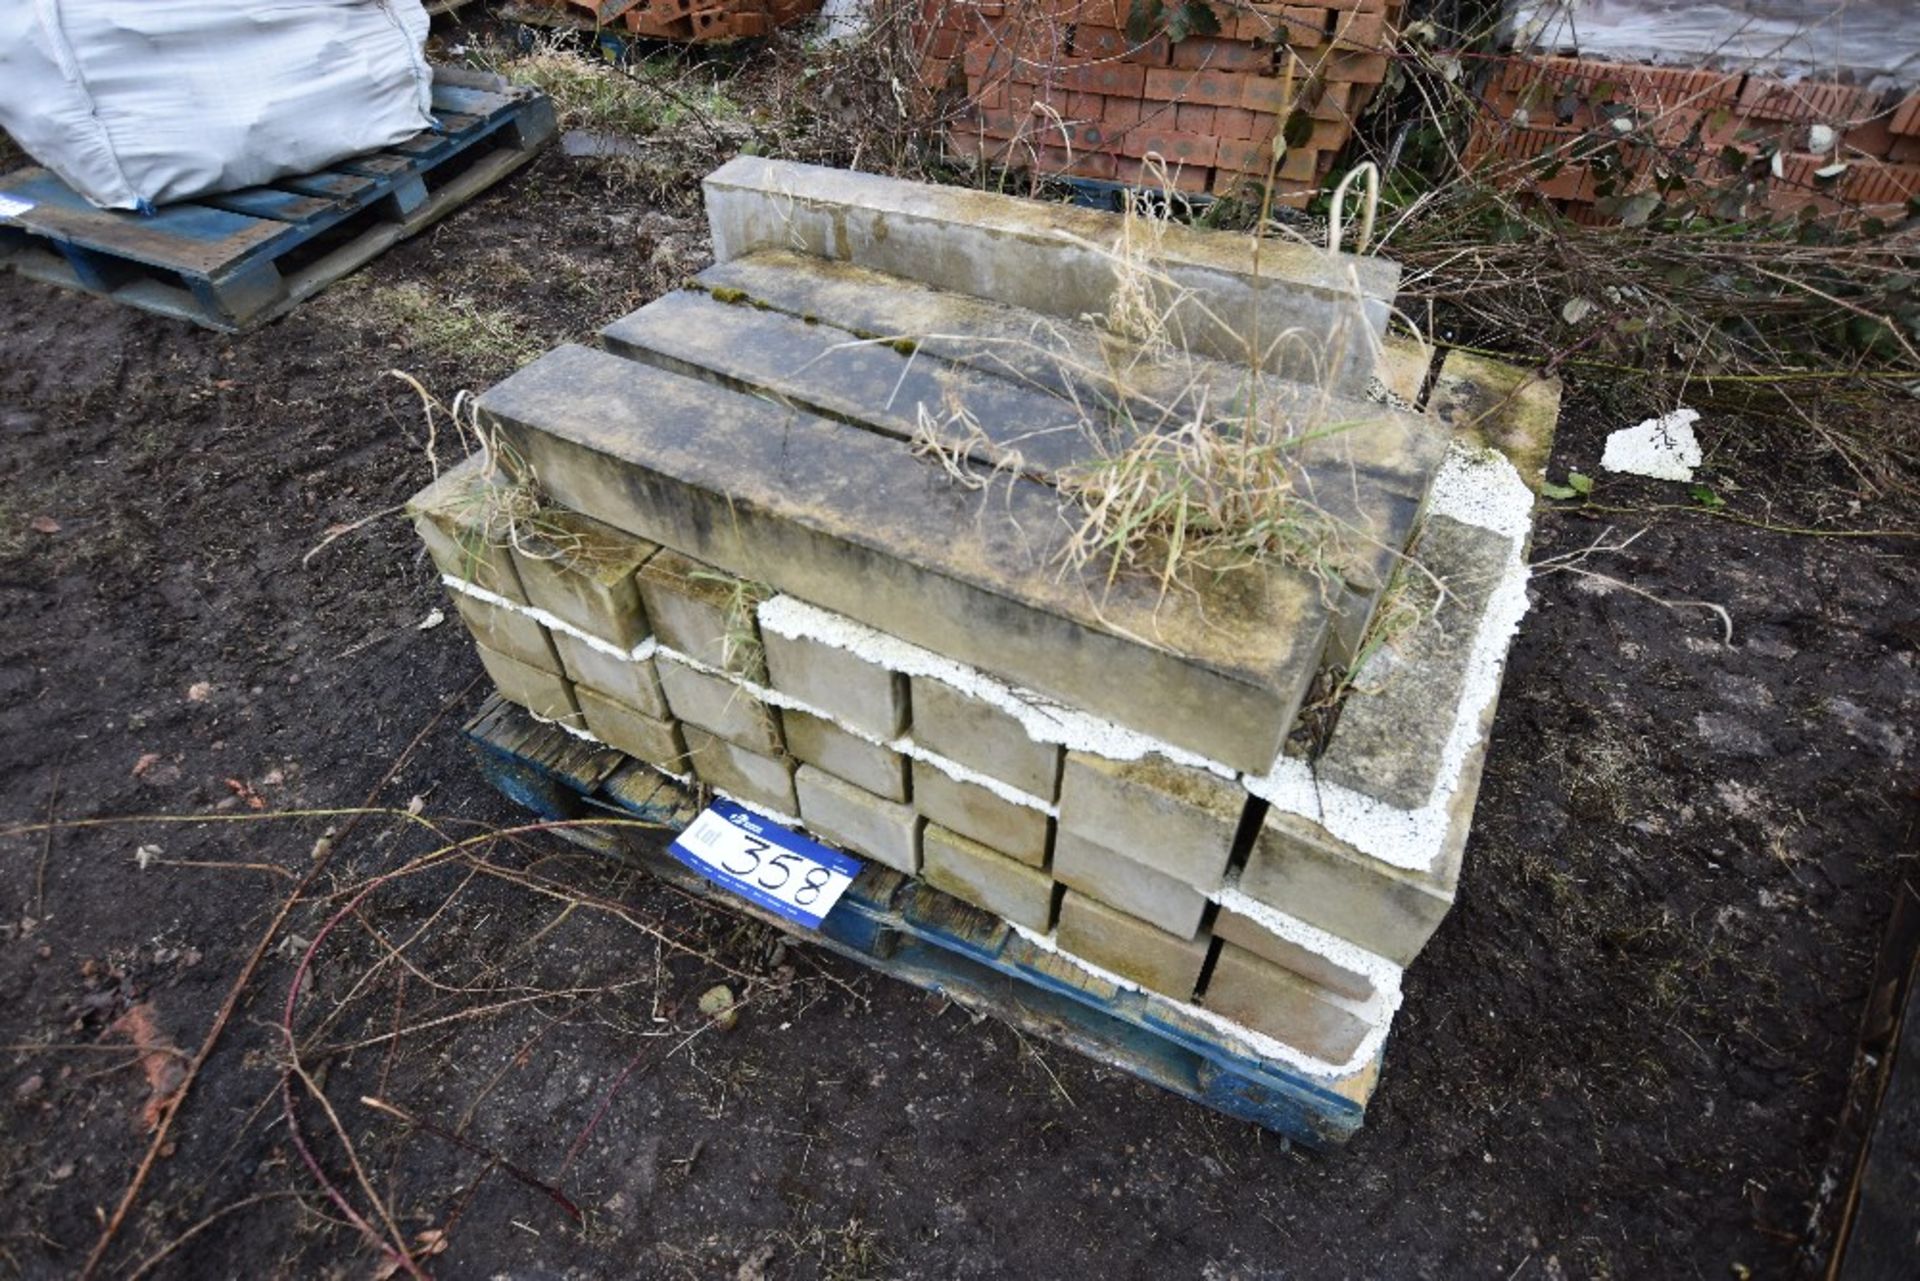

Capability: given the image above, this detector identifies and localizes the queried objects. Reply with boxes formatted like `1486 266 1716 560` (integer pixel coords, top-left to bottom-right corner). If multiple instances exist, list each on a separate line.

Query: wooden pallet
0 68 557 332
464 694 1379 1146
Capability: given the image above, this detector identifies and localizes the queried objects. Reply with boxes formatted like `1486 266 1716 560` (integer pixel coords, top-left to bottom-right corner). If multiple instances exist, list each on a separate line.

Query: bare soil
2 45 1918 1281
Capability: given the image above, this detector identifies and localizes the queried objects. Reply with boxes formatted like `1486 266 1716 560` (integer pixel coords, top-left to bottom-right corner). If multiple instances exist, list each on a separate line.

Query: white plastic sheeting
0 0 435 211
1506 1 1920 91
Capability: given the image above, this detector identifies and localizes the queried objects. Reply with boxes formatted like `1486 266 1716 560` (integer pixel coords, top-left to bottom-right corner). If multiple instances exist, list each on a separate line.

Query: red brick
1240 73 1291 113
969 76 1008 108
1114 157 1211 192
921 27 962 57
1738 76 1881 125
1215 105 1259 138
1169 36 1277 72
1176 102 1219 133
1116 127 1219 166
1327 7 1387 50
1321 50 1388 84
1844 159 1920 208
1073 24 1169 65
1215 135 1316 178
1309 79 1354 120
1065 119 1120 151
1280 5 1328 45
1844 113 1896 160
1220 11 1276 42
920 56 956 89
1034 144 1121 180
1144 66 1245 106
1103 95 1145 128
1889 93 1920 137
1060 60 1148 96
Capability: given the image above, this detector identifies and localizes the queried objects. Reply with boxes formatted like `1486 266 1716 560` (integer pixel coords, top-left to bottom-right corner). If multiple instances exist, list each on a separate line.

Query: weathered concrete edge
1244 442 1536 874
1008 920 1399 1081
703 155 1399 304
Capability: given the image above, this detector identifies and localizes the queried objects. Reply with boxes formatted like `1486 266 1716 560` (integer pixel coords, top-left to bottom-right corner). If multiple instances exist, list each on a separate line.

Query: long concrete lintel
702 157 1397 396
478 343 1328 773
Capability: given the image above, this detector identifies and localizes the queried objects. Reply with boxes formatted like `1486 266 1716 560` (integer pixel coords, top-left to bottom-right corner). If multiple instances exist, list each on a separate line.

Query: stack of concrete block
411 157 1554 1086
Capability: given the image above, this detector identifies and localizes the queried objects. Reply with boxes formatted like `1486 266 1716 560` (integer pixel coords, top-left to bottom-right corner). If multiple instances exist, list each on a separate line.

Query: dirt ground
3 34 1919 1281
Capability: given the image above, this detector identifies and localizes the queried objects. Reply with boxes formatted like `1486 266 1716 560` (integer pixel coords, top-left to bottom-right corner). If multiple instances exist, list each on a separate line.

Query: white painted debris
1601 408 1703 482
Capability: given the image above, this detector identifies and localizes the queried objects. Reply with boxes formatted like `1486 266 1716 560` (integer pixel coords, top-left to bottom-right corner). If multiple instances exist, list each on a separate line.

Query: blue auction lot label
668 799 861 930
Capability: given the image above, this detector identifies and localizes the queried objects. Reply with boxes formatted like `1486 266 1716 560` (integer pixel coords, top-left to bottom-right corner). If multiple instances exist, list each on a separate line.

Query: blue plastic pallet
0 68 557 332
463 694 1379 1146
1053 174 1215 214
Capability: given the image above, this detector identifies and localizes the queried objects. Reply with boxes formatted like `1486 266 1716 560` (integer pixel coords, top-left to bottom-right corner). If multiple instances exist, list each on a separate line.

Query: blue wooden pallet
463 694 1378 1146
0 68 557 332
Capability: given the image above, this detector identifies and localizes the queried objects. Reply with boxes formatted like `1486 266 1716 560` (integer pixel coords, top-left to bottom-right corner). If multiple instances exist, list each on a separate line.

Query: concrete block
636 550 769 681
702 157 1396 395
1055 891 1210 1001
481 344 1328 773
1056 752 1246 891
922 824 1057 933
683 725 797 815
509 508 656 648
576 686 685 769
763 629 908 739
551 631 669 719
1240 692 1492 966
910 677 1061 800
1052 828 1208 940
1200 942 1370 1064
453 592 558 673
1316 515 1518 812
475 642 578 724
406 453 525 601
910 759 1050 867
1212 908 1376 1002
1240 796 1459 968
782 709 908 801
657 657 783 754
1427 348 1562 494
1374 331 1434 405
795 764 920 873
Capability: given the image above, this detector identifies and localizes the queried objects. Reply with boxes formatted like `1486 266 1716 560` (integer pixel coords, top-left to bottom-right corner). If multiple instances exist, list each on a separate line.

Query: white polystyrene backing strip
1210 876 1405 994
1007 921 1398 1080
1243 442 1536 873
442 573 657 663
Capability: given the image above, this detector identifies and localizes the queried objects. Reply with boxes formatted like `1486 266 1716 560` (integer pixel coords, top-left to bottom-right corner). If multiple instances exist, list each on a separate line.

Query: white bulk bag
0 0 435 212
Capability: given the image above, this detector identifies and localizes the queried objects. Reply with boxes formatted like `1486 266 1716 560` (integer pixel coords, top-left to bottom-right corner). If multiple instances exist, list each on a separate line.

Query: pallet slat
203 187 347 225
0 169 293 275
0 68 557 331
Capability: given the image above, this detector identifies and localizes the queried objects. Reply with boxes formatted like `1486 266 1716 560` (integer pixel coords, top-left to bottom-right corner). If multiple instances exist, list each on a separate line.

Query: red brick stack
1470 55 1920 225
512 0 822 43
623 0 820 41
913 0 1403 203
